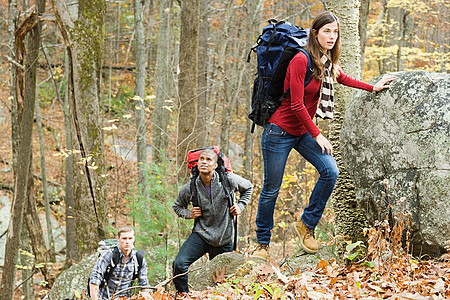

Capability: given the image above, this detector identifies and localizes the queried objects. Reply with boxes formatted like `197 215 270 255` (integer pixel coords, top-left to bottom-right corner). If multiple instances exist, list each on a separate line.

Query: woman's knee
260 186 281 200
319 163 339 182
329 165 339 182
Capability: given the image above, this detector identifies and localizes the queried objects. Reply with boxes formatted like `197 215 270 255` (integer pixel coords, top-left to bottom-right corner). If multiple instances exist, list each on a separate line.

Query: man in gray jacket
172 148 253 293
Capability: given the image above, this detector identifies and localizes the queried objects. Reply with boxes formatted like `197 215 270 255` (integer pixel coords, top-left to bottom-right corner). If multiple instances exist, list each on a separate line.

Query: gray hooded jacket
173 171 253 247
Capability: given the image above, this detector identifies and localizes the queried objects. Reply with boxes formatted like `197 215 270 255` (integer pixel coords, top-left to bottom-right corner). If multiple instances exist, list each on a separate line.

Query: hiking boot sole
293 222 319 254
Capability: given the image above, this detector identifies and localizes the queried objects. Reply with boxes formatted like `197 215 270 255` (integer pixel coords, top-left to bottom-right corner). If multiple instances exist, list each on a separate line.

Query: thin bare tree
241 0 263 246
134 0 149 193
0 0 46 297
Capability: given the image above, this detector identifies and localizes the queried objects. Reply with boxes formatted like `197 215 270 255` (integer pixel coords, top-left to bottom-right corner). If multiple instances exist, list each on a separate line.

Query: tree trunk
221 6 250 155
145 0 156 82
51 0 108 256
20 222 34 300
197 0 210 147
359 0 370 69
177 0 199 180
214 0 233 153
152 0 173 162
381 2 408 73
134 0 148 193
24 160 52 283
326 0 368 248
240 0 263 246
62 50 78 266
35 90 56 262
8 0 18 177
0 1 45 297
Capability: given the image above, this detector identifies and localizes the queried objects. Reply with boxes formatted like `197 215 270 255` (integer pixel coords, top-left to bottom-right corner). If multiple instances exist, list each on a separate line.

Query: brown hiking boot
251 243 269 260
294 221 318 254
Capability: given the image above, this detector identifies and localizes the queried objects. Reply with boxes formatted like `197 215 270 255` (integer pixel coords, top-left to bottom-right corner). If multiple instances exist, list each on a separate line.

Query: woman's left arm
372 75 396 91
337 66 395 92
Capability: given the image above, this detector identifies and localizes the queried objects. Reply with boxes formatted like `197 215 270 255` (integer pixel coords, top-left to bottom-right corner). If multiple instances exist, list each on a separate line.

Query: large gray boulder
48 254 96 299
341 71 449 256
188 246 336 291
189 252 248 291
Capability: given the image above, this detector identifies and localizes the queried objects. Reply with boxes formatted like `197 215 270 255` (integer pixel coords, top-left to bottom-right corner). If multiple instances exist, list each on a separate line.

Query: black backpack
186 146 237 250
87 241 145 297
247 19 313 133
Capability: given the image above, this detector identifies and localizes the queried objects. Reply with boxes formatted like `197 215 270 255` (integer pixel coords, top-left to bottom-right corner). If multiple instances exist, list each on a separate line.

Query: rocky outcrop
188 246 336 291
341 71 449 256
47 254 96 299
189 252 249 291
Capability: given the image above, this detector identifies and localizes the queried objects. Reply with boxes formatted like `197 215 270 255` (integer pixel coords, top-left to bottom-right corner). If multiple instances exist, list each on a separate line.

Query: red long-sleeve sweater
268 52 374 137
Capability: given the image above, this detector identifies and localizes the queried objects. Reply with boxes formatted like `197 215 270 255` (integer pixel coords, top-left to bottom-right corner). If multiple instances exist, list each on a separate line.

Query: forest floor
0 88 449 299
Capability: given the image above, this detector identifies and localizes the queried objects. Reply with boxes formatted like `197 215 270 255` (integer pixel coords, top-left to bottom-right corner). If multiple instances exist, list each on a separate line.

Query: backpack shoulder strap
103 247 120 284
217 170 234 208
132 249 145 280
299 48 313 87
189 174 199 207
283 49 313 99
218 171 238 251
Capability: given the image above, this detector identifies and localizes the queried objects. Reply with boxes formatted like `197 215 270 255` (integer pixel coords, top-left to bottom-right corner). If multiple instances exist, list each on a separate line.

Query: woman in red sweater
252 11 394 260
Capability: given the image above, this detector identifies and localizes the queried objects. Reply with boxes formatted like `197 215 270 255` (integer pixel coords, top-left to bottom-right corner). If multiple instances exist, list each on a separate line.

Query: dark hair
117 226 134 238
200 149 218 163
306 11 341 80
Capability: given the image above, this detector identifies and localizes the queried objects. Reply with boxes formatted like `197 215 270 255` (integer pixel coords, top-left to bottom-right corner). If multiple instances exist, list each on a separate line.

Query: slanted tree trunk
51 0 108 256
24 160 52 283
0 1 46 297
326 0 368 247
17 10 33 287
152 0 173 162
177 0 199 180
134 0 148 193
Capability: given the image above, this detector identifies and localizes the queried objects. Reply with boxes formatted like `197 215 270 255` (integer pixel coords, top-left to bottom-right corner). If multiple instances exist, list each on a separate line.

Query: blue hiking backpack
247 19 313 132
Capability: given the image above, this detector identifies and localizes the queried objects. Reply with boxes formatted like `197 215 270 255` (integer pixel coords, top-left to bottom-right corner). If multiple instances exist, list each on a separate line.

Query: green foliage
215 273 287 300
38 81 57 104
103 84 135 116
344 240 366 262
129 159 191 285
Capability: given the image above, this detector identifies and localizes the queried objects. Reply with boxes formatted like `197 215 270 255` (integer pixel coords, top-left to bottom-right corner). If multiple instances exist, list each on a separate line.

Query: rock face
341 71 449 256
48 254 96 299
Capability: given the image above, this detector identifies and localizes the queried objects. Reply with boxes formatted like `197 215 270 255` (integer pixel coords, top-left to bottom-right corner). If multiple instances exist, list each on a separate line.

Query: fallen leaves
87 217 450 300
105 249 449 300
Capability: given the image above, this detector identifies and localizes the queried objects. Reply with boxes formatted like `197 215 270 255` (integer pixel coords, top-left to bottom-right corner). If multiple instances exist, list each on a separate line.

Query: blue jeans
256 123 339 244
173 232 233 292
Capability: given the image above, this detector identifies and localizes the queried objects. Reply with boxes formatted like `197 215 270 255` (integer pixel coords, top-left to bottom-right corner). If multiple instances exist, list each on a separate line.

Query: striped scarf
316 54 334 119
